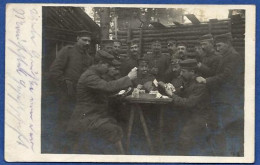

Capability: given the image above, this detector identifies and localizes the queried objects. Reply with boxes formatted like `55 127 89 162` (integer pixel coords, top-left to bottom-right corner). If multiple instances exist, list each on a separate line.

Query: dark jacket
206 47 240 88
170 78 212 119
120 56 138 77
197 50 221 78
67 66 133 133
133 72 155 86
144 53 171 81
49 44 94 87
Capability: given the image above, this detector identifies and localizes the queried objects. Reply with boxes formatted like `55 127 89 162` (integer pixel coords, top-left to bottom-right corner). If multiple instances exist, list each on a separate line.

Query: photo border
1 0 259 164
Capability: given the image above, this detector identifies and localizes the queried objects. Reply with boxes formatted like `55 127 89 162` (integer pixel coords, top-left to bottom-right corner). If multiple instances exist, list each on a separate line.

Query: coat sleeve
171 84 207 108
198 56 220 77
49 47 70 85
84 73 133 92
205 56 237 87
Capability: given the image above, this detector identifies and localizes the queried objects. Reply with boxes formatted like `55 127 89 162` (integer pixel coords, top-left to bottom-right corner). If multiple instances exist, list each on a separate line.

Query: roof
43 7 100 43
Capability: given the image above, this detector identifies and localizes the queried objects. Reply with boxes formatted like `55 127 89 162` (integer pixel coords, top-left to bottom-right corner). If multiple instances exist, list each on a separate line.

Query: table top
125 93 173 104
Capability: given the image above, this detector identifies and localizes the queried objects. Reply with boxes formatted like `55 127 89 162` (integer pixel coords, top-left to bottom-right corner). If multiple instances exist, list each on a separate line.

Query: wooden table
124 93 172 154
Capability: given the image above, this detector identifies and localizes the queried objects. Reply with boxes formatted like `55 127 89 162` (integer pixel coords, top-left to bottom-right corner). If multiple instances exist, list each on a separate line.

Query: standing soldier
49 30 94 151
112 40 122 61
144 40 170 81
120 39 140 76
167 39 178 58
173 42 188 60
197 34 221 77
196 33 243 156
66 50 137 154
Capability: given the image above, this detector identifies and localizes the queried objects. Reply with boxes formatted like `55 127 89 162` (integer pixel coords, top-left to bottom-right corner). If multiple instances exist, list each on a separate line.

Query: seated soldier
133 58 155 92
65 50 137 154
159 59 215 156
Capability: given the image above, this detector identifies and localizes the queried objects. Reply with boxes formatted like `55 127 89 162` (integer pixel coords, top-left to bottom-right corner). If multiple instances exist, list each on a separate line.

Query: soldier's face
104 45 114 53
216 42 229 55
180 68 194 80
77 36 91 49
99 63 109 74
130 44 139 57
113 42 121 52
107 66 118 77
201 41 214 53
152 42 162 53
138 62 148 75
167 43 177 52
177 46 187 55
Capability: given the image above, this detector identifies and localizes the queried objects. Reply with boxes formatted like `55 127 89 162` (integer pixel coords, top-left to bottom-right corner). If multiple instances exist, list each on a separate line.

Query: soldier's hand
197 62 202 68
137 84 143 89
196 76 206 83
158 81 166 88
127 67 137 80
165 85 173 97
65 80 74 96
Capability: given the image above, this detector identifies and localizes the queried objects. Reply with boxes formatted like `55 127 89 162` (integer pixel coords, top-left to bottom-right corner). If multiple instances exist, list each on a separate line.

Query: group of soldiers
48 30 243 155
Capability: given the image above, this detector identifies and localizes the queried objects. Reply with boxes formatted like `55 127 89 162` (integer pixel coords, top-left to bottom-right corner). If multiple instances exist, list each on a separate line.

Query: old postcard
5 3 255 163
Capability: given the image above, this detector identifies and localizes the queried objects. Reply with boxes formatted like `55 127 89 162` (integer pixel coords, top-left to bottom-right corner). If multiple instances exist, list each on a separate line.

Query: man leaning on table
159 59 215 155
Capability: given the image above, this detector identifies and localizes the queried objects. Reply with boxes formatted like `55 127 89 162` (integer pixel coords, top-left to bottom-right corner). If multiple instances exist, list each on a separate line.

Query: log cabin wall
117 17 245 58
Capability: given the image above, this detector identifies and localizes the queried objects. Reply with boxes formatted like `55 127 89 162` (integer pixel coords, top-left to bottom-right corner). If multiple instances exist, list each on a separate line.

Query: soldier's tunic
120 56 138 77
165 78 214 155
133 72 155 86
205 47 243 156
49 44 93 150
197 50 221 78
144 53 170 81
67 66 133 145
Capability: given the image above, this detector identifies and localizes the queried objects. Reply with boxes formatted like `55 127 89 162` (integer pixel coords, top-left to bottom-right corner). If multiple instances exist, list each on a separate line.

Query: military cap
167 39 177 46
129 39 139 46
95 50 114 63
77 30 91 37
176 41 187 47
214 33 233 43
113 40 121 44
199 34 214 42
180 59 198 69
110 59 121 68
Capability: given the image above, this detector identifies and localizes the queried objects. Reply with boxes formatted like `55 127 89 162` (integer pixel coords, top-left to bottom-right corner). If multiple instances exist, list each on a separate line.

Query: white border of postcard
5 3 255 163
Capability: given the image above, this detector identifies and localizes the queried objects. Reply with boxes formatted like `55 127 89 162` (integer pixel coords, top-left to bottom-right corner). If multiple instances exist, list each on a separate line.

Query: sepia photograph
4 3 255 163
41 6 245 156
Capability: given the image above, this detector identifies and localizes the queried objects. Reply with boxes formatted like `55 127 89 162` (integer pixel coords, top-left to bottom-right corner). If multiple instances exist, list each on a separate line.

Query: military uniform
162 59 214 155
49 43 93 152
120 56 138 77
197 50 221 78
144 53 170 81
67 66 133 147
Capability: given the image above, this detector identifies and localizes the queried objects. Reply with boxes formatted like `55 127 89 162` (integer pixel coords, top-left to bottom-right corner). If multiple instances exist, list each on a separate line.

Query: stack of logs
117 17 245 58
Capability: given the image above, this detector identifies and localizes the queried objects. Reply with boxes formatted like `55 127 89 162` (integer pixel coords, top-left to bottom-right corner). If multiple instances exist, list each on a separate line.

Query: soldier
196 33 243 156
66 50 137 154
159 59 214 155
173 42 188 60
133 58 155 91
144 40 170 81
120 39 140 76
167 39 178 58
112 40 122 61
101 39 114 54
49 30 94 151
197 34 221 77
